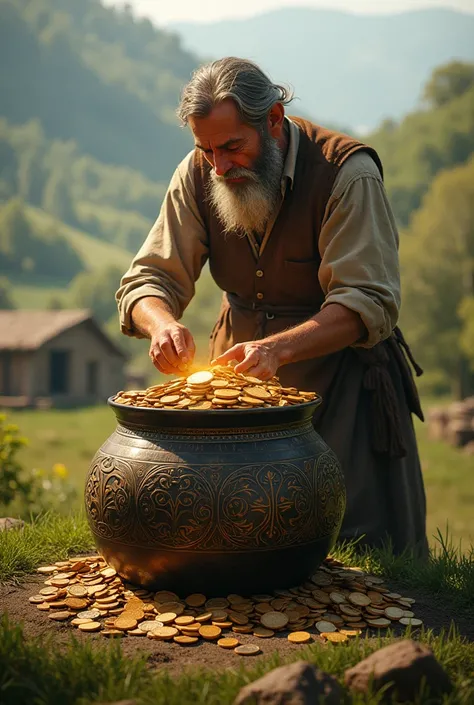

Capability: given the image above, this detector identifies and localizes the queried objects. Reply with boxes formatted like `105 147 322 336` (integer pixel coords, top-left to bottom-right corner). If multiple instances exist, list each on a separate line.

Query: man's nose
213 154 232 177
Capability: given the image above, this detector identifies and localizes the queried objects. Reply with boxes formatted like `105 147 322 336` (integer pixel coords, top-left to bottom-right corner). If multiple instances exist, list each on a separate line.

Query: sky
106 0 474 25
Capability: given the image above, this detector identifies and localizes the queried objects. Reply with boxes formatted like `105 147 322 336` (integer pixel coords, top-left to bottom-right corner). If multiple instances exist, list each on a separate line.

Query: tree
423 61 474 109
70 264 124 323
0 277 15 309
400 155 474 398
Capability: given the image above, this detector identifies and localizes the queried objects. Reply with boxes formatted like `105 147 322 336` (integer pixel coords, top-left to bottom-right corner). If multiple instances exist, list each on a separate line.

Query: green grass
0 513 94 583
0 614 473 705
1 515 473 704
1 513 473 610
3 400 473 549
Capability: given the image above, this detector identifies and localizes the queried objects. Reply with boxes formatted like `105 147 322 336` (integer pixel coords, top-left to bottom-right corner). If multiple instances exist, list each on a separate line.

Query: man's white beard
207 133 284 237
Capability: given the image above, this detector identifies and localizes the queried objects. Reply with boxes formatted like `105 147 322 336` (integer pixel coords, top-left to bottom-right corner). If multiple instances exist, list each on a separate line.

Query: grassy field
3 401 473 549
1 514 473 704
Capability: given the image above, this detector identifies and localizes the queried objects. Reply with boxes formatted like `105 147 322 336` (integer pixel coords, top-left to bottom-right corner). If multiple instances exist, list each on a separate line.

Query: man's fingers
159 335 181 367
183 328 196 359
149 346 176 375
212 344 245 366
171 329 191 364
234 348 259 374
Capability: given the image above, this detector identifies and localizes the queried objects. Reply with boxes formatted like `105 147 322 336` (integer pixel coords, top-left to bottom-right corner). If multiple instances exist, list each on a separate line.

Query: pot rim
108 395 322 430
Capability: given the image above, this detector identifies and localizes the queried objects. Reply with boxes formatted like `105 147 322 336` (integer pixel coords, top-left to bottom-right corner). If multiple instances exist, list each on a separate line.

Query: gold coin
174 635 198 645
160 395 182 405
213 388 240 400
185 593 207 607
218 637 239 649
175 616 195 626
384 607 404 620
322 632 348 643
187 371 214 385
234 644 261 656
78 621 102 632
210 379 228 388
71 618 93 627
67 585 88 598
288 631 311 644
232 625 253 634
315 620 337 633
399 617 423 626
37 565 57 574
40 587 58 596
205 598 229 609
348 592 371 607
148 626 178 640
199 625 222 640
100 568 117 579
128 629 147 636
339 604 360 617
114 616 137 631
340 629 362 637
228 612 248 625
189 401 212 410
29 595 46 604
330 592 346 604
253 627 274 638
243 386 272 400
65 598 88 610
195 612 212 622
260 612 289 630
156 612 177 624
367 618 391 627
156 601 184 615
48 611 72 621
138 620 164 632
37 603 50 611
239 396 262 406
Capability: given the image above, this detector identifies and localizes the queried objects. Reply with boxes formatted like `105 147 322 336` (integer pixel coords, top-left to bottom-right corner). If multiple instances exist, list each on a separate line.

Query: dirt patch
1 576 472 675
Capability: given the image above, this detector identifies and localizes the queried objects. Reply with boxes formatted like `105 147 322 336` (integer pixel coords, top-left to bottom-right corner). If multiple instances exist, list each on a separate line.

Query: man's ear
267 102 285 136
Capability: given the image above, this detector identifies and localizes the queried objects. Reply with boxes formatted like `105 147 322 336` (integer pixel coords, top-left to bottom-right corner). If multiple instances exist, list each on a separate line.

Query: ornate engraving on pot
315 450 346 536
136 465 214 548
85 454 135 541
218 462 314 548
86 450 345 552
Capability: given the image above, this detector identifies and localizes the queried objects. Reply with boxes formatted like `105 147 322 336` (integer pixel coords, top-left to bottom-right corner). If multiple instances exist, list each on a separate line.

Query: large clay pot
85 398 346 594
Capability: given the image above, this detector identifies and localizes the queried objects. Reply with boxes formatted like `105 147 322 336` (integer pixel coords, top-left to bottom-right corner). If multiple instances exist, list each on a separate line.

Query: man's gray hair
177 57 294 128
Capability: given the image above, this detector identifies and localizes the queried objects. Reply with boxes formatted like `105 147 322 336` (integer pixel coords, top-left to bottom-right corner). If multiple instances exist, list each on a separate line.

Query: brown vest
194 117 383 313
193 117 422 458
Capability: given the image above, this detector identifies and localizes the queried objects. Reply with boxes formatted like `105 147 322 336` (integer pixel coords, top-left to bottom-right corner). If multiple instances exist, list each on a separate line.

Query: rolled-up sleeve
318 152 400 348
116 151 209 337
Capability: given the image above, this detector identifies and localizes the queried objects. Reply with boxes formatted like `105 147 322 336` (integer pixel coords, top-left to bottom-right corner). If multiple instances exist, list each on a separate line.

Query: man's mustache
213 166 260 183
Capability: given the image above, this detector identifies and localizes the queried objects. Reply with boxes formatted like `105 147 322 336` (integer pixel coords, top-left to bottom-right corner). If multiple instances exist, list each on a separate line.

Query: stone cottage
0 310 127 407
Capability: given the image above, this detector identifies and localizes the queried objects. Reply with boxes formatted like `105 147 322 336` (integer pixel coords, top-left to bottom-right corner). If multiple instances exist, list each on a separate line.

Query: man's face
189 99 264 179
188 99 285 236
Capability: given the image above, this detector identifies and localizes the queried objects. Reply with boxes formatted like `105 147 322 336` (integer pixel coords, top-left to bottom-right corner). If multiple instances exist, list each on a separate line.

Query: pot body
85 400 346 594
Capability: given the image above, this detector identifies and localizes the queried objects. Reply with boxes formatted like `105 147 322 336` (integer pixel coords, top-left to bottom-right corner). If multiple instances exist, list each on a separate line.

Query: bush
0 414 77 516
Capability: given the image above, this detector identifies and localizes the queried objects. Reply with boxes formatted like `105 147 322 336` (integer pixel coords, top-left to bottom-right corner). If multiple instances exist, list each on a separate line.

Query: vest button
256 292 264 300
256 269 264 277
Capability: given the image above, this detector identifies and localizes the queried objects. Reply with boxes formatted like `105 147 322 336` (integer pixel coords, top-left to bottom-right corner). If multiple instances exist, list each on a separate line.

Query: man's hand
149 320 196 375
212 340 283 380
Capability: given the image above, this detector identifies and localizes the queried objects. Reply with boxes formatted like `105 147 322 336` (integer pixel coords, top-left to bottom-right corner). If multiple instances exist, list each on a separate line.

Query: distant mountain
171 8 474 130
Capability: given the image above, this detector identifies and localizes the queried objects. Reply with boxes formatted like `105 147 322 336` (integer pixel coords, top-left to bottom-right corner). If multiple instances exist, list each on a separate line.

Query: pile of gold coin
113 366 318 411
29 556 421 652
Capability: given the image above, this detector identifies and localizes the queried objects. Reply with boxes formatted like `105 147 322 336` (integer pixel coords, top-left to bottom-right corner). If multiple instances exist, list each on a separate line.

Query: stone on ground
0 518 25 531
234 660 346 705
344 639 452 700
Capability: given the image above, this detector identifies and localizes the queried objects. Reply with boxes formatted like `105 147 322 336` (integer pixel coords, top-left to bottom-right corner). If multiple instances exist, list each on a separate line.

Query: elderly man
117 57 428 557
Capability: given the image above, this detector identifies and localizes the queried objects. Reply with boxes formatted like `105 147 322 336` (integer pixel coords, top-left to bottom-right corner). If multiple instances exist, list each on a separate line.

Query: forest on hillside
0 0 473 396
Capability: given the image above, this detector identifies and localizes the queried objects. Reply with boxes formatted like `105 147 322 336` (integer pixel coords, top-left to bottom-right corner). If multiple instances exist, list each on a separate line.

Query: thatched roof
0 310 126 358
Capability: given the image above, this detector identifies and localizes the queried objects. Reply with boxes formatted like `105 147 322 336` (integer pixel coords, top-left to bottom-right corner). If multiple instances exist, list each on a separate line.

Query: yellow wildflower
52 463 68 479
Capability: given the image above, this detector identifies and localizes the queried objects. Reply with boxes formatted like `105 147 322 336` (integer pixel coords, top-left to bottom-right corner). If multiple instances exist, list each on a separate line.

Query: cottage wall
32 321 125 404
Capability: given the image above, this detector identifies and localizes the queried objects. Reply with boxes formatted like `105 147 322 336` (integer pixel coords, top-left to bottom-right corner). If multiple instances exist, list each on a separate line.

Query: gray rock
344 639 452 701
0 517 25 531
234 660 346 705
